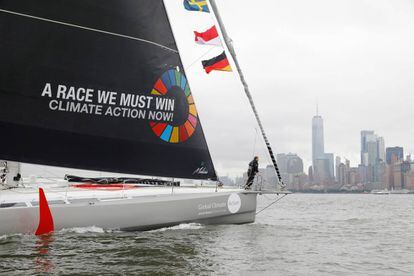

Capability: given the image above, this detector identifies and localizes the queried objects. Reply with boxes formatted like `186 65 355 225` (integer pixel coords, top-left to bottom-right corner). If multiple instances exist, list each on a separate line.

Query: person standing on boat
245 156 259 189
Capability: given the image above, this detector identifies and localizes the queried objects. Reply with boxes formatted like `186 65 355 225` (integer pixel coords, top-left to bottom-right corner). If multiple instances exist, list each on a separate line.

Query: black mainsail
0 0 216 180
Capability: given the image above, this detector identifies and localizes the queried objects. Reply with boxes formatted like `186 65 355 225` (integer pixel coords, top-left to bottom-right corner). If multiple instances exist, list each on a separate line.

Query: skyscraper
314 158 334 184
360 130 375 165
275 153 306 190
377 137 385 162
386 147 404 164
311 108 334 183
286 153 304 174
276 153 288 173
312 111 324 166
324 153 334 178
367 140 378 165
335 156 341 180
360 131 385 166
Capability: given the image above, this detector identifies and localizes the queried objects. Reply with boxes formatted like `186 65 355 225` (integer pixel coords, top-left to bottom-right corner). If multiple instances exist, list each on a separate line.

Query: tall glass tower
360 130 375 165
312 108 325 168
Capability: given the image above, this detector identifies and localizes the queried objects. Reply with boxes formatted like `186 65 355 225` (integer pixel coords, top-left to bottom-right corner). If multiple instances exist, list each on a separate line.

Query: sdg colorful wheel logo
149 69 198 143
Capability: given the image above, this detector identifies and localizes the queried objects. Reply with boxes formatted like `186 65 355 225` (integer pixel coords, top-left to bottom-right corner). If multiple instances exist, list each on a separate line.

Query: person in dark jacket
245 156 259 189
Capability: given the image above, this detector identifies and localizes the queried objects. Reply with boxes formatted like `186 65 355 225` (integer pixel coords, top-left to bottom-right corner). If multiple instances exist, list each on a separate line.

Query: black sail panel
0 0 217 180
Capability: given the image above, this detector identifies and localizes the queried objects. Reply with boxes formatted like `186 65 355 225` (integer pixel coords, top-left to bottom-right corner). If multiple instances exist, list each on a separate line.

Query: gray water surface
1 194 413 275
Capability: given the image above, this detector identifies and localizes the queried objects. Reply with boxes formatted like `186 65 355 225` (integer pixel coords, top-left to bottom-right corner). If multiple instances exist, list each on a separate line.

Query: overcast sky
166 0 414 176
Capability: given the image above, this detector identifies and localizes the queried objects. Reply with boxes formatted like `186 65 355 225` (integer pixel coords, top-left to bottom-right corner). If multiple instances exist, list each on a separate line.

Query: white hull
389 189 410 194
371 189 390 195
0 184 258 235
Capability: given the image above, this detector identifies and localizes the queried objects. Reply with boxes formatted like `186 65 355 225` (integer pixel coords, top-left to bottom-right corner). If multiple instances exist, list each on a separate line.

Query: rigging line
0 8 178 54
184 47 216 70
208 0 285 188
256 194 288 215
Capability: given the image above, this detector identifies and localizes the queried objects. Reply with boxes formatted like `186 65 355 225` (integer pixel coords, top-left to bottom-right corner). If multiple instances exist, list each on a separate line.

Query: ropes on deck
256 194 288 215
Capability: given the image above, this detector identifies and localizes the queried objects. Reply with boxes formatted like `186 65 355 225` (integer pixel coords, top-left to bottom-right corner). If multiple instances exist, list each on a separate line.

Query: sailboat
0 0 287 235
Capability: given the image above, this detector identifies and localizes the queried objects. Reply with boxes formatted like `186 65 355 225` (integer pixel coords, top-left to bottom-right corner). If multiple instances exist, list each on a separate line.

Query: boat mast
208 0 285 188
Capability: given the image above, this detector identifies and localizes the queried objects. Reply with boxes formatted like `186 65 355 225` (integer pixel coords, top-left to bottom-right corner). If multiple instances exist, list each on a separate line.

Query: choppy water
1 194 414 275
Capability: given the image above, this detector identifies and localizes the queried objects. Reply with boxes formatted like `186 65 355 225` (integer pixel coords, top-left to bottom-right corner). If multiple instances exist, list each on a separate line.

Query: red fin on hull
35 188 55 236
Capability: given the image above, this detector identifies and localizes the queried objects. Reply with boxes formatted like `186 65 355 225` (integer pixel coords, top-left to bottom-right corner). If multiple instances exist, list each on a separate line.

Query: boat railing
254 172 287 193
255 173 265 191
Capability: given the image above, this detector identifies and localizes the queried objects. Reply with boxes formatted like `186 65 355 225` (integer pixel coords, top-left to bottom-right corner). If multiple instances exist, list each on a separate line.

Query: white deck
0 179 244 206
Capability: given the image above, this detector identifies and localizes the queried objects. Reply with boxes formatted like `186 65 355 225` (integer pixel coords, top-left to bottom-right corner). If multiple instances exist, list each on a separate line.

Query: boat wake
150 223 204 232
0 233 23 239
60 226 106 234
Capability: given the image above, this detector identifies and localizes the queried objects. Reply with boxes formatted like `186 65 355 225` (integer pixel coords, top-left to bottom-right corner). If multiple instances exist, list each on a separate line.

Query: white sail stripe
0 8 178 54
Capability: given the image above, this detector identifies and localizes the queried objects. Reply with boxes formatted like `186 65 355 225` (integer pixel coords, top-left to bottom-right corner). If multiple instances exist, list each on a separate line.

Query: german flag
201 52 232 74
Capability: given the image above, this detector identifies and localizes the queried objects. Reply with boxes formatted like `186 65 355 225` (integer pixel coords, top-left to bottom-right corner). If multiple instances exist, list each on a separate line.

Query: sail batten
0 0 216 180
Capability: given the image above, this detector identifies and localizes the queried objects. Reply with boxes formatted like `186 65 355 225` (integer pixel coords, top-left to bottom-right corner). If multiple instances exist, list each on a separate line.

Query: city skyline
297 107 412 170
283 107 413 172
264 110 413 192
287 106 414 171
228 110 413 191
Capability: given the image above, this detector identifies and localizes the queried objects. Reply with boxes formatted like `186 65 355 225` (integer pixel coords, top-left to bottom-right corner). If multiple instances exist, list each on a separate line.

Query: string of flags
183 0 232 74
